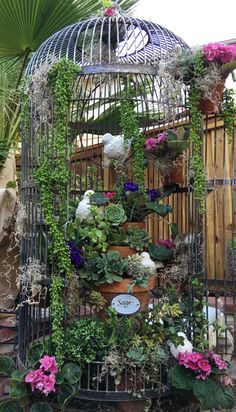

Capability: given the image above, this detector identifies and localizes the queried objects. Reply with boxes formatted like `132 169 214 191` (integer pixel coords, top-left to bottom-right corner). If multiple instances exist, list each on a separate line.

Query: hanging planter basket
161 163 184 185
199 81 225 115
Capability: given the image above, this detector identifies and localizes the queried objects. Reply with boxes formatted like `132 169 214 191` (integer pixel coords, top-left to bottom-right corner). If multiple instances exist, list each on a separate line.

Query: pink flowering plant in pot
170 349 235 410
145 127 189 179
0 342 82 411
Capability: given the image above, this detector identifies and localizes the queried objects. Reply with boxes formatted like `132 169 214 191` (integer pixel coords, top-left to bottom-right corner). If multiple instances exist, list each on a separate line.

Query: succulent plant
126 226 150 251
80 251 128 286
104 203 127 226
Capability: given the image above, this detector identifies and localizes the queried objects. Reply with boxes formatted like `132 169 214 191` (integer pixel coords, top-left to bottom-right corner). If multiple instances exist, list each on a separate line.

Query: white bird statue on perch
75 190 95 220
167 332 193 358
140 252 156 274
102 133 132 166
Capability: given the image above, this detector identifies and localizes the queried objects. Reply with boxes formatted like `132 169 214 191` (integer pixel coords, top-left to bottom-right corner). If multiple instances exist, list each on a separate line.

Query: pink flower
104 6 116 16
203 43 221 61
197 359 212 374
25 371 36 384
41 373 56 396
203 42 236 64
177 351 192 366
213 355 228 370
156 239 176 249
157 132 167 144
186 361 199 371
39 355 58 374
145 138 158 150
103 192 115 199
188 352 202 363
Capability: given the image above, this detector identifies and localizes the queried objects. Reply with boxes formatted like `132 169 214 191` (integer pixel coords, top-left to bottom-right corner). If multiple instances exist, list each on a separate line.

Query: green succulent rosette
104 204 127 226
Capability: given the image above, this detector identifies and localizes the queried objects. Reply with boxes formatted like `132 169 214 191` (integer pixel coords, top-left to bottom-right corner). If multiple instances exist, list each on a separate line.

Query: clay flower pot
199 81 225 115
108 245 136 258
123 221 146 231
162 163 184 185
97 276 156 314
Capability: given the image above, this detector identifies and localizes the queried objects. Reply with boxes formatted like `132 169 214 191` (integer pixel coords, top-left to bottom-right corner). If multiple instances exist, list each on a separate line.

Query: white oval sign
111 294 141 315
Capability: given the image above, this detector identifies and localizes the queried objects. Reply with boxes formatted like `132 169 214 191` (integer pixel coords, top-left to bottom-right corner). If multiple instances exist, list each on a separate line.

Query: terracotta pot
108 245 136 258
123 221 146 231
97 276 156 313
162 163 184 185
199 82 225 115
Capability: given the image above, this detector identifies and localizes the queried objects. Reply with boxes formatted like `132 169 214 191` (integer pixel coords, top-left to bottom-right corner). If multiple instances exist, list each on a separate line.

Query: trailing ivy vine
220 88 236 143
120 79 145 187
188 51 207 215
33 60 78 366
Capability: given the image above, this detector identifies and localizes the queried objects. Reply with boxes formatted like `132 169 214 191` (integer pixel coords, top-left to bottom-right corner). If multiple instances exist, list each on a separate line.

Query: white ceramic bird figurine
75 190 95 220
102 133 132 166
167 332 193 358
140 252 156 274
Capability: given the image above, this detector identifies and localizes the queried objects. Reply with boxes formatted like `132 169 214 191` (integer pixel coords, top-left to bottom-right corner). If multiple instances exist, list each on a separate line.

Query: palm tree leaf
0 0 139 58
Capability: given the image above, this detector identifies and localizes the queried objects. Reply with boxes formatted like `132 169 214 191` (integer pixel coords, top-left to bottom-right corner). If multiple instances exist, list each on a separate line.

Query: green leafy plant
65 318 107 364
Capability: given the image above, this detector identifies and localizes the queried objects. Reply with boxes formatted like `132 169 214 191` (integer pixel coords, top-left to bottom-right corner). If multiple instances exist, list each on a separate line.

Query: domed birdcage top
26 15 190 75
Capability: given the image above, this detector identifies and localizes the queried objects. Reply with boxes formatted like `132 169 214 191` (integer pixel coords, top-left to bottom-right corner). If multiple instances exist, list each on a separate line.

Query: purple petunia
146 189 159 202
68 242 84 268
123 182 139 192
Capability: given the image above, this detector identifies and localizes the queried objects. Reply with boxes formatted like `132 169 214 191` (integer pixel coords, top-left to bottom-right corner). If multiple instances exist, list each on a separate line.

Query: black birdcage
19 9 236 409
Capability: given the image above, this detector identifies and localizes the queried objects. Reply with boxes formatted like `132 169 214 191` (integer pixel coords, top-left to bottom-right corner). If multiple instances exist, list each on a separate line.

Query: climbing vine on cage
188 51 207 215
22 59 79 366
120 79 146 187
220 88 236 143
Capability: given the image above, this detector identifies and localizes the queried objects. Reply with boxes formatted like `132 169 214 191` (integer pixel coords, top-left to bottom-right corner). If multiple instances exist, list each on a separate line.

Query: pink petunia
39 355 58 374
145 137 158 150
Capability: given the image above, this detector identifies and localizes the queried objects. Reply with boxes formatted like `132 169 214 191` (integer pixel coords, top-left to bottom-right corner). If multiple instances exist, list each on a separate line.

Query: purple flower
68 242 84 268
123 182 139 192
146 189 159 202
156 239 176 249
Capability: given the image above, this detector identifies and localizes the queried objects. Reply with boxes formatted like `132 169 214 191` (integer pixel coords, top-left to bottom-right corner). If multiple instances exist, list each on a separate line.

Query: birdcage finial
102 0 122 17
